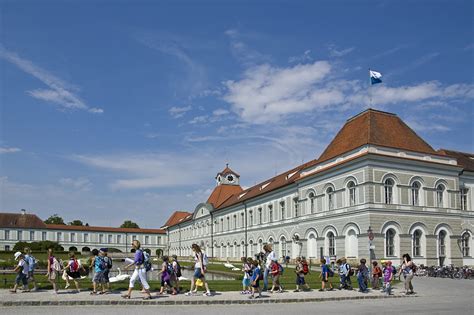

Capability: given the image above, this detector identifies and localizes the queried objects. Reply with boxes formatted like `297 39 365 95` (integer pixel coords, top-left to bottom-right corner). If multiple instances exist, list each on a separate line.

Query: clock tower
216 164 240 186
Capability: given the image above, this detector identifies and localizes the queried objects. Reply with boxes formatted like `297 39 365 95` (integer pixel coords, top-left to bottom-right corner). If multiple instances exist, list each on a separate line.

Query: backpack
52 257 62 272
97 256 107 271
175 261 182 278
302 262 309 275
327 265 334 277
392 266 397 274
166 262 174 275
26 255 37 270
70 259 79 272
277 263 284 275
411 263 417 273
19 258 28 272
106 256 113 269
375 266 382 277
143 251 152 272
346 264 354 276
196 253 209 266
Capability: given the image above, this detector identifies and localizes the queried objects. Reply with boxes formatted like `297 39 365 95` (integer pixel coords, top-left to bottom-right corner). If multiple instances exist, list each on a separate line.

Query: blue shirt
321 264 329 276
251 266 261 282
94 256 104 272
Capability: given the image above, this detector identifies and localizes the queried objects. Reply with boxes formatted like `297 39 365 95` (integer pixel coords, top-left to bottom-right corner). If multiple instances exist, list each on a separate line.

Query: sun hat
14 251 22 260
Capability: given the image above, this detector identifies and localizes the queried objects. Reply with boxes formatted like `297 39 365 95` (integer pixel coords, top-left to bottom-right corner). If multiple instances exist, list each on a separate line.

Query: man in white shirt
263 244 275 291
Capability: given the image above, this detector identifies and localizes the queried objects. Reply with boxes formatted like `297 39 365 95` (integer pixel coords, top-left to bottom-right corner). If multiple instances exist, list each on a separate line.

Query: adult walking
263 244 275 291
185 243 211 296
399 253 415 295
46 248 60 294
122 240 152 300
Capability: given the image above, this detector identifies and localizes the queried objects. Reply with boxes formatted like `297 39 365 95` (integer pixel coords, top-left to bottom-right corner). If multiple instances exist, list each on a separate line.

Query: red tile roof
207 184 243 208
0 212 47 229
162 211 193 228
438 149 474 171
45 224 165 234
318 109 437 162
217 164 240 177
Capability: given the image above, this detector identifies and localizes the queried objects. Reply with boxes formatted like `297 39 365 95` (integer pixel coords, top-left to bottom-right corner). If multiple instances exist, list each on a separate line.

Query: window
460 188 468 210
220 218 224 231
84 233 89 243
280 201 285 220
227 216 230 230
327 187 334 210
42 231 46 241
249 211 253 226
30 231 35 241
308 193 315 213
436 184 445 207
157 236 161 244
411 182 420 206
17 230 22 241
108 234 113 244
56 232 62 242
233 215 237 229
384 179 394 204
413 230 422 257
269 205 273 222
461 232 470 257
258 208 262 224
5 245 10 251
293 199 299 217
241 213 244 227
348 182 356 206
386 229 395 256
117 235 122 244
71 233 76 242
99 234 104 243
5 230 10 240
439 231 446 257
281 237 287 257
145 236 149 244
132 235 137 241
327 232 335 256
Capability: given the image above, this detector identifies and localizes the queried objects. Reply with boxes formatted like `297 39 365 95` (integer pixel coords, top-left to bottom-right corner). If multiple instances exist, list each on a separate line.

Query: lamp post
367 226 374 277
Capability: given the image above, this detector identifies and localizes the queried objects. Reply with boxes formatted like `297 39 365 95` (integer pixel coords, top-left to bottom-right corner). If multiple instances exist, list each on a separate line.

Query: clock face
226 175 235 183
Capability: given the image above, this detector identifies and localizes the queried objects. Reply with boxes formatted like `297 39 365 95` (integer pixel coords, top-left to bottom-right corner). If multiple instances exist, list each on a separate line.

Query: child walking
318 258 334 291
90 249 106 295
371 261 382 289
294 257 310 292
10 252 29 293
241 257 252 294
249 259 262 299
383 261 395 295
270 258 283 293
64 252 84 293
159 256 177 295
24 247 38 291
357 258 369 293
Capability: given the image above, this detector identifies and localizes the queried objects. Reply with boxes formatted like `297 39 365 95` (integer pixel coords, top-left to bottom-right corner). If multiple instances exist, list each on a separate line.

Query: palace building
163 109 474 266
0 210 166 254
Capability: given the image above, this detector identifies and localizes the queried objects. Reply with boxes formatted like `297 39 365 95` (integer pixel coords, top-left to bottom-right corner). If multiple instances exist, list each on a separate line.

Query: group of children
158 255 182 295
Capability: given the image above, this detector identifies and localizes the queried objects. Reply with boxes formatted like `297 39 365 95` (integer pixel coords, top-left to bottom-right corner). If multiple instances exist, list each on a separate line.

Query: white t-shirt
18 259 29 275
265 251 275 268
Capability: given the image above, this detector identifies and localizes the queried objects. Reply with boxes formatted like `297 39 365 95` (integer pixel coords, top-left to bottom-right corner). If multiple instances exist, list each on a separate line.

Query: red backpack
302 262 309 275
70 259 79 272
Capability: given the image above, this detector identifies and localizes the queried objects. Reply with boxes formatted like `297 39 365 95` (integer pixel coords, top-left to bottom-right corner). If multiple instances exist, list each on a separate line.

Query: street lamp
367 226 374 277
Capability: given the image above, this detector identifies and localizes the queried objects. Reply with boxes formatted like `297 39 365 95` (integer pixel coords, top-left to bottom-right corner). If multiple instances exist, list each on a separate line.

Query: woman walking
263 244 275 291
46 248 60 294
399 253 415 295
185 243 211 296
122 240 152 300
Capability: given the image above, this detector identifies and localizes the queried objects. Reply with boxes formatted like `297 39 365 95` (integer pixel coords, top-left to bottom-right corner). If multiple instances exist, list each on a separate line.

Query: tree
44 214 65 225
120 220 139 228
68 220 86 226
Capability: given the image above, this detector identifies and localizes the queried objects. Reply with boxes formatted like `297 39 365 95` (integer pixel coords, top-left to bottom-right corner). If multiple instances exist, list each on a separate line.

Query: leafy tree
68 220 86 226
13 241 64 252
44 214 65 225
120 220 139 228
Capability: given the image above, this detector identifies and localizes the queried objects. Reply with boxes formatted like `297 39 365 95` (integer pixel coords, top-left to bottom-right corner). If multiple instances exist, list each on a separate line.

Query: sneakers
328 288 334 291
184 292 193 296
318 289 325 292
203 291 212 297
65 284 70 289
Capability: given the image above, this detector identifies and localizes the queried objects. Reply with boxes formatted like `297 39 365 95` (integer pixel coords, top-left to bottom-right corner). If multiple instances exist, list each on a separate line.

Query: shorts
28 271 35 279
15 273 28 286
193 268 205 279
66 270 82 279
48 271 58 281
104 270 110 283
252 279 260 288
161 277 172 287
296 276 305 285
93 271 105 283
243 277 251 287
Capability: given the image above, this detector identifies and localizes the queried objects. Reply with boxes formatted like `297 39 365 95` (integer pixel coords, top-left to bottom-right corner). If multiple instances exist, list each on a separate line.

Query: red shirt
271 262 279 275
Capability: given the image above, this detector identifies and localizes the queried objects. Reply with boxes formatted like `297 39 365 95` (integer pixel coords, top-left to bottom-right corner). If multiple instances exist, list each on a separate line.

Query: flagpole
368 68 372 108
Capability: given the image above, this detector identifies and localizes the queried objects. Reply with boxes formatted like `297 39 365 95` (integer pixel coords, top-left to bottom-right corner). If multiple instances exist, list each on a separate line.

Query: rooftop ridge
346 108 396 123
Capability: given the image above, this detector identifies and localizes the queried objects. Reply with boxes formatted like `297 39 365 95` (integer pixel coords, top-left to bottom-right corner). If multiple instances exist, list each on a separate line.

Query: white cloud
188 115 208 124
288 50 312 63
59 177 92 191
169 105 192 118
212 108 229 116
328 45 355 57
0 147 21 154
0 46 103 113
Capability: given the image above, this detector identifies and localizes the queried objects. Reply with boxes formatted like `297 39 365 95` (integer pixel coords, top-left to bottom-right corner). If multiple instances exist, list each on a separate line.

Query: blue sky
1 0 473 228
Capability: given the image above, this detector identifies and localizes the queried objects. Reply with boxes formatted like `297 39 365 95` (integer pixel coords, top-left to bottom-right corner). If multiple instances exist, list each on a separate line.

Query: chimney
21 209 26 215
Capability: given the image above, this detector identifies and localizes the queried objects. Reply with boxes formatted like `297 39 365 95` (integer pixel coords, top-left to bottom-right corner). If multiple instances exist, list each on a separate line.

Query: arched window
462 232 470 257
386 228 395 256
348 181 356 206
411 182 420 206
258 208 263 224
280 201 285 220
384 179 394 204
307 233 317 258
308 192 316 213
280 236 287 257
413 230 422 257
327 232 335 256
327 187 334 210
438 230 446 257
436 184 445 207
233 215 237 229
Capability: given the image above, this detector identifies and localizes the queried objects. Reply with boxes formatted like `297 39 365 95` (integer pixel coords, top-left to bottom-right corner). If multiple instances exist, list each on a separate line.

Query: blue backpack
327 265 334 277
277 263 284 275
